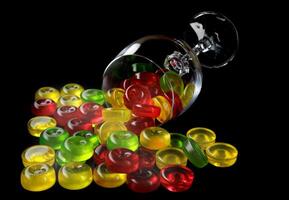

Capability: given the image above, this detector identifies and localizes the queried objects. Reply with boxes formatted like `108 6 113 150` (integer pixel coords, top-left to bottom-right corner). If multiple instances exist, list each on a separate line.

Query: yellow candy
98 121 127 144
58 95 82 107
21 163 56 191
93 162 127 188
102 108 131 122
156 147 187 169
27 116 57 137
186 127 216 150
152 95 172 123
106 88 126 108
140 127 170 150
61 83 84 97
35 87 60 103
206 142 238 167
181 83 195 108
22 145 55 167
58 163 93 190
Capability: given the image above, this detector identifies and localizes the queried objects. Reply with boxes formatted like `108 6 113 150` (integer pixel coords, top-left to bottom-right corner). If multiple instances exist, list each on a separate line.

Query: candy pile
20 83 238 192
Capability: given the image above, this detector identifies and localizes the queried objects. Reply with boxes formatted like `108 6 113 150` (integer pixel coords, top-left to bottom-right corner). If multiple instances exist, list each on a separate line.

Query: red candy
164 92 183 118
125 117 155 135
53 106 79 127
31 98 57 116
130 72 160 87
132 104 161 118
124 84 151 109
105 148 139 174
79 102 103 125
137 147 156 169
127 169 160 193
65 117 93 135
160 166 194 192
93 145 109 166
120 78 131 90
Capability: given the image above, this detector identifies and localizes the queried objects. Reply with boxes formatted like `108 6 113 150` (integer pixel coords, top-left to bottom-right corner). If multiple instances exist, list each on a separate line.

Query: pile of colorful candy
20 83 238 192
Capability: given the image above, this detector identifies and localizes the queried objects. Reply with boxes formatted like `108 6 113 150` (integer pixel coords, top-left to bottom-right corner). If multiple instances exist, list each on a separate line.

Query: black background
12 1 250 196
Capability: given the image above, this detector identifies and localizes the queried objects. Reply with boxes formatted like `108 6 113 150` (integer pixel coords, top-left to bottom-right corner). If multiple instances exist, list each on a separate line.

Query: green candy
81 89 105 105
60 136 94 162
39 127 69 150
56 150 85 166
106 130 139 151
131 63 154 73
73 130 99 149
160 71 184 96
170 133 187 149
183 138 208 168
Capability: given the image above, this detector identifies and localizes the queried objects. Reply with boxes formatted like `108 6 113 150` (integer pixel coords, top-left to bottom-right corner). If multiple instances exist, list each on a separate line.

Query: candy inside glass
102 11 239 124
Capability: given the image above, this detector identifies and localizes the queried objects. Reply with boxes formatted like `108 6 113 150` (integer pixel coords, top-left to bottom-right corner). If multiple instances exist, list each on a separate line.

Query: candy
170 133 187 149
21 145 55 167
160 165 194 192
32 98 57 116
102 108 131 122
151 95 172 123
58 95 82 107
140 127 170 150
127 169 160 193
205 142 238 167
53 106 79 127
131 62 154 73
93 162 127 188
106 130 139 151
125 117 155 135
60 83 84 97
132 104 161 118
58 163 93 190
183 138 208 168
186 127 216 150
124 84 151 109
98 121 127 144
105 148 139 174
137 147 156 169
39 127 69 150
164 91 183 117
81 89 105 105
21 163 56 191
35 87 60 103
156 147 187 169
93 145 109 166
60 136 94 162
106 88 126 108
27 116 57 137
55 151 70 166
65 117 93 135
73 130 99 149
130 72 159 87
79 102 103 126
160 71 184 96
180 83 195 108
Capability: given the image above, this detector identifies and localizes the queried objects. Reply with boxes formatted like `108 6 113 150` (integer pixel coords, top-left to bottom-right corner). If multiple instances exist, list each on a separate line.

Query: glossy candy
39 127 69 150
74 130 99 149
130 72 159 87
102 108 131 122
183 138 208 168
27 116 57 137
65 117 93 135
170 133 187 149
93 162 127 188
22 145 55 167
105 148 139 174
124 84 151 109
132 104 161 118
61 83 84 97
35 87 60 103
140 127 170 150
160 165 194 192
151 95 172 123
131 62 154 73
60 136 94 162
58 163 93 190
98 121 127 144
160 71 184 96
93 145 109 165
206 142 238 167
32 98 57 116
165 91 183 118
106 88 126 108
56 151 70 166
125 117 155 135
137 147 156 169
58 95 82 107
127 169 160 193
181 83 195 108
79 102 103 126
106 130 139 151
156 147 187 169
186 127 216 150
53 106 79 127
21 163 56 191
81 89 105 105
